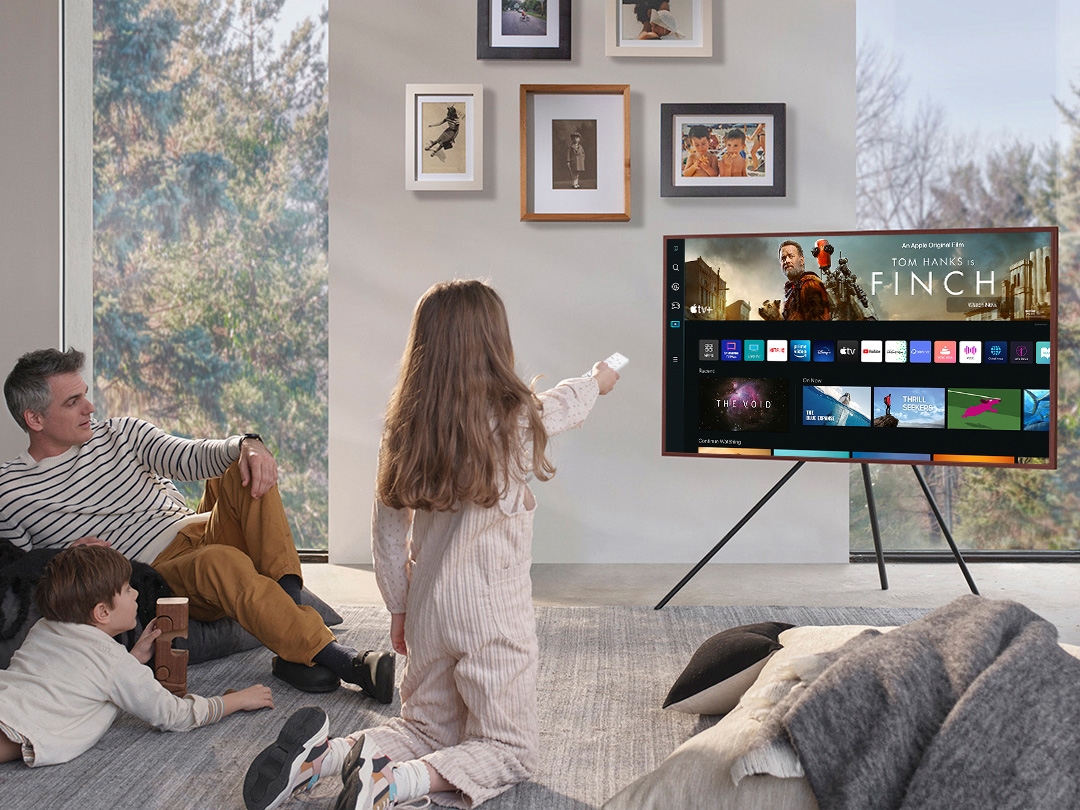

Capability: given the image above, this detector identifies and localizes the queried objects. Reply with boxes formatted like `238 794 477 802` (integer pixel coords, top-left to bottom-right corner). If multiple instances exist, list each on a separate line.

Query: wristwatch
240 432 263 449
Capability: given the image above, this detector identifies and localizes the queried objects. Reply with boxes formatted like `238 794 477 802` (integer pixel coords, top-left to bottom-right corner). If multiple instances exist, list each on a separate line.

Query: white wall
0 1 856 566
329 1 856 564
0 1 63 460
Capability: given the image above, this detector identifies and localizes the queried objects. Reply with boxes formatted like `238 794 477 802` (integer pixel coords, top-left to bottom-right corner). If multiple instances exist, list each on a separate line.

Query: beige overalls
366 376 599 808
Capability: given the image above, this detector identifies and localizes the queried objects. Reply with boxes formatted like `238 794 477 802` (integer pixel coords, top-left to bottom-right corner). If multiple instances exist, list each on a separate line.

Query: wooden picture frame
520 84 631 222
405 84 483 191
477 0 572 60
661 102 786 197
605 0 712 58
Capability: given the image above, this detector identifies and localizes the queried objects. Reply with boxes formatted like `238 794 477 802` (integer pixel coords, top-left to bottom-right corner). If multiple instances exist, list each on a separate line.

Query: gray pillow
663 621 794 715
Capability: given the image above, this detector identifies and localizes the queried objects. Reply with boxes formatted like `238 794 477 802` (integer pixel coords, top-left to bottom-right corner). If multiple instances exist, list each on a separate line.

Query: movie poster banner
680 229 1053 323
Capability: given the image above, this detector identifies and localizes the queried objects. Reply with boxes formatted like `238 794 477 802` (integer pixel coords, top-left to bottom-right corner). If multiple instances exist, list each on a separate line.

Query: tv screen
663 227 1057 468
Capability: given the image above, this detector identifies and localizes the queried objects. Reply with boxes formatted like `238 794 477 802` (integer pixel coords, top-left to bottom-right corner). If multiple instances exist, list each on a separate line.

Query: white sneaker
333 735 431 809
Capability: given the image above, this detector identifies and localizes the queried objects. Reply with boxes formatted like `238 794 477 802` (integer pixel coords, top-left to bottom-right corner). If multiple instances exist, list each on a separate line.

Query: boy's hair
724 129 746 144
34 545 132 625
4 347 85 432
687 124 710 140
378 279 554 512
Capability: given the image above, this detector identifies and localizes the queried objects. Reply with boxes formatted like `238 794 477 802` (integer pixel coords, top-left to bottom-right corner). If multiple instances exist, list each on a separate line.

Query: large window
853 0 1080 552
92 0 329 549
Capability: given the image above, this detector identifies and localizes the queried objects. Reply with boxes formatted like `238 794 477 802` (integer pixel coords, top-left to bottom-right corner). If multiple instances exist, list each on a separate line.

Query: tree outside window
854 7 1079 552
92 0 329 549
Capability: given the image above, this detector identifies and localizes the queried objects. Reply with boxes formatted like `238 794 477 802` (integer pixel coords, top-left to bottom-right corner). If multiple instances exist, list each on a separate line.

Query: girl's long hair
377 280 554 511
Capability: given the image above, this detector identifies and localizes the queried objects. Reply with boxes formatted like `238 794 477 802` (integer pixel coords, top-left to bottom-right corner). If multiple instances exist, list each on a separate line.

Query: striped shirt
0 417 242 563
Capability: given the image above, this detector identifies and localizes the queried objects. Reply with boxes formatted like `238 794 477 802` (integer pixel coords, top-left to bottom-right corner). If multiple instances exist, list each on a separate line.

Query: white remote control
586 352 629 376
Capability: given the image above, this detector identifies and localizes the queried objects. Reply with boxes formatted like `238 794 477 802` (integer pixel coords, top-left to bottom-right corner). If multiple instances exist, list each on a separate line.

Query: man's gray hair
4 348 86 432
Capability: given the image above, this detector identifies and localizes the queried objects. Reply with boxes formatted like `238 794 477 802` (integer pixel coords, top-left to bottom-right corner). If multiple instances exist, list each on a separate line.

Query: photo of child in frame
552 119 597 190
500 2 548 37
621 0 694 43
421 100 468 175
679 120 768 181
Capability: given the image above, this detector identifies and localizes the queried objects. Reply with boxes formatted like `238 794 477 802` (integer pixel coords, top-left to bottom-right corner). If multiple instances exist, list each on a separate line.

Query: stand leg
861 463 889 590
655 461 805 610
910 466 979 595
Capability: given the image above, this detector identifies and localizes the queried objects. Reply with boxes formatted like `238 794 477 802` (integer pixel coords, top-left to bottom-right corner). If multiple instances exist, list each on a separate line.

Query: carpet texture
0 603 929 809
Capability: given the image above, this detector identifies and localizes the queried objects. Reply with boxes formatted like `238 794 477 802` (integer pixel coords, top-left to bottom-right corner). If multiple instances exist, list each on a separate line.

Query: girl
243 279 619 810
424 105 461 155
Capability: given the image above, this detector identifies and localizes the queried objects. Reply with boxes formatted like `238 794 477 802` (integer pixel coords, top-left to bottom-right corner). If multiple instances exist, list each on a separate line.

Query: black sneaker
272 656 341 693
243 706 329 810
343 649 395 704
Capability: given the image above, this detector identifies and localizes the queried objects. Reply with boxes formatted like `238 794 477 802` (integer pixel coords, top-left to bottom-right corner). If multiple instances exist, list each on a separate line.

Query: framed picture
405 84 483 191
605 0 712 58
520 84 631 222
660 103 786 197
477 0 572 60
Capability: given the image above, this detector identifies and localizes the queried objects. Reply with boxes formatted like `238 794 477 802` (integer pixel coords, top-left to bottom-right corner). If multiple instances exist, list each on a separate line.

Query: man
778 240 831 321
0 348 393 702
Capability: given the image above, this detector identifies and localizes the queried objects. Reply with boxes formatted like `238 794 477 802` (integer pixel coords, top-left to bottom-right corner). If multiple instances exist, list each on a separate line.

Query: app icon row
699 339 1051 365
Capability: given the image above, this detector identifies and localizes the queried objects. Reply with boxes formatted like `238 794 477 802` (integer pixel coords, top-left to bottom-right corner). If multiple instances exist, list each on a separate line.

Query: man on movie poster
778 240 830 321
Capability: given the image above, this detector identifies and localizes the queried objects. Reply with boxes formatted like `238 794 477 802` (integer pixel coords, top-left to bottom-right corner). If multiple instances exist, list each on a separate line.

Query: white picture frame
605 0 712 58
405 84 484 191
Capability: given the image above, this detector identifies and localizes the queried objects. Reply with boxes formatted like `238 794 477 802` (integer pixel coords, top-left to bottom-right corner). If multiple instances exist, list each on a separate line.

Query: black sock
312 640 359 677
278 574 304 605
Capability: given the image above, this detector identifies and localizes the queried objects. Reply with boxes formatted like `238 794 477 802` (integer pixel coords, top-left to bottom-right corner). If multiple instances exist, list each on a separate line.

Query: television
663 227 1057 469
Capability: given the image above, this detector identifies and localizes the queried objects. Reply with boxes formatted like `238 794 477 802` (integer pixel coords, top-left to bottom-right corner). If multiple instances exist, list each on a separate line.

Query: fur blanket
0 539 168 643
749 595 1080 810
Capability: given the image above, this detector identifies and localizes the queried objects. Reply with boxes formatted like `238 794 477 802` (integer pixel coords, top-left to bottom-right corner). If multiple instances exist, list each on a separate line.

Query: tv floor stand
654 461 980 610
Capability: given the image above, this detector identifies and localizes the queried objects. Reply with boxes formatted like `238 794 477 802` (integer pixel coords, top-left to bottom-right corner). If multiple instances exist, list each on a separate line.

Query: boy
682 125 719 177
718 128 749 177
0 545 273 767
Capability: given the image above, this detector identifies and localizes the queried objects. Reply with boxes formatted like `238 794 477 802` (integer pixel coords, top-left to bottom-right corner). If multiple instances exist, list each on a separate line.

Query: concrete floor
303 561 1080 644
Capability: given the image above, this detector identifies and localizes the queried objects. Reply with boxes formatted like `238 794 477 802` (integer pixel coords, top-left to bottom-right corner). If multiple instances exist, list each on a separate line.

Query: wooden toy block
154 597 189 697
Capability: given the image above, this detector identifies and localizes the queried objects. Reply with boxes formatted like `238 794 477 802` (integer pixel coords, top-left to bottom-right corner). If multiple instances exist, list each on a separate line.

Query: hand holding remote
585 352 629 376
587 353 627 395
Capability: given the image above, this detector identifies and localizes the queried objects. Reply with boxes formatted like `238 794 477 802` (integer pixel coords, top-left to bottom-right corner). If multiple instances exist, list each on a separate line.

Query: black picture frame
477 0 572 60
661 103 786 198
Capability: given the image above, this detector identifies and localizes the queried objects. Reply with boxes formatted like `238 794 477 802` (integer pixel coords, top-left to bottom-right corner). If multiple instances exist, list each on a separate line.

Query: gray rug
0 604 929 810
